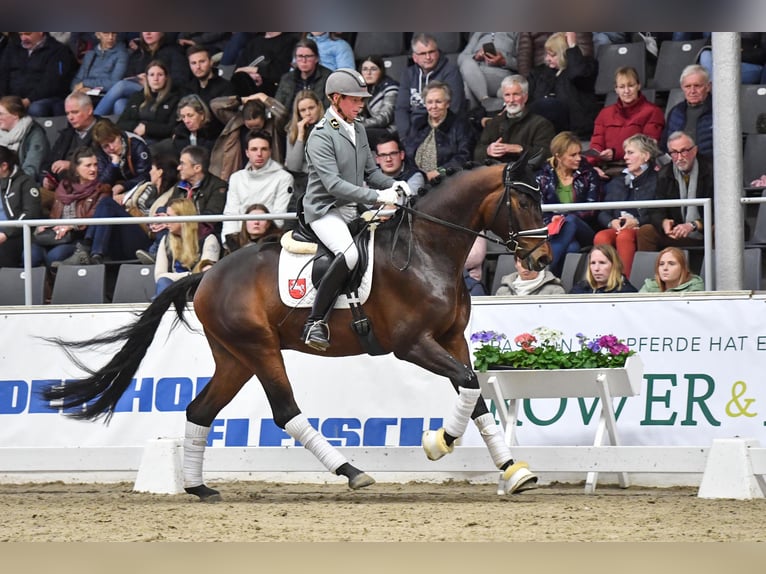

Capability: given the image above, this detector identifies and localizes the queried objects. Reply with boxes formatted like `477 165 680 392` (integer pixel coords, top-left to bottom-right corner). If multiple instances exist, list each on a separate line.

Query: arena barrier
2 293 766 497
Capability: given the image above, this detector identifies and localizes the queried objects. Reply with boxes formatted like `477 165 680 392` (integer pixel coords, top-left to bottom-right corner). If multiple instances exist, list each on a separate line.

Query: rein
392 165 549 269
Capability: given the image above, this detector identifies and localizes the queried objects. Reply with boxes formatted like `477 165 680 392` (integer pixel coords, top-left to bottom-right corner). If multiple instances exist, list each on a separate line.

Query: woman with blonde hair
285 90 324 174
154 197 220 296
536 130 601 276
570 244 637 294
639 247 704 293
593 133 660 277
588 66 665 178
527 31 600 138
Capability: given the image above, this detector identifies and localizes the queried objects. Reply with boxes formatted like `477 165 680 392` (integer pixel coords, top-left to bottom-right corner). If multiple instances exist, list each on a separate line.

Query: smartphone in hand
482 42 497 56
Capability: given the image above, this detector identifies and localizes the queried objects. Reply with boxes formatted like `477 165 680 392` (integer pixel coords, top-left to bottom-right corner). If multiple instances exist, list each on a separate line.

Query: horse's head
486 161 552 272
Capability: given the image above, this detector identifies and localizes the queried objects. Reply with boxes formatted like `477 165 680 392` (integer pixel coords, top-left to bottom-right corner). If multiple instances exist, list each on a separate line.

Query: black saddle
291 198 371 292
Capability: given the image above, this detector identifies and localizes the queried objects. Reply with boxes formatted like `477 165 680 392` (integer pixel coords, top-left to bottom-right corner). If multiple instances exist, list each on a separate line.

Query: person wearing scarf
30 147 110 268
0 95 50 182
636 131 713 252
495 255 565 296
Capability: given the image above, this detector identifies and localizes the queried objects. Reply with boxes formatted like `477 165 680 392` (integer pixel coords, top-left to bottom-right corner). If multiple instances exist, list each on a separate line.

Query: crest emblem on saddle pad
288 278 307 299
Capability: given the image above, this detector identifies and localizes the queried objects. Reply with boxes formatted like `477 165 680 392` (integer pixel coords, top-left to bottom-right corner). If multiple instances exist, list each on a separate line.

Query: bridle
391 163 549 269
495 162 549 263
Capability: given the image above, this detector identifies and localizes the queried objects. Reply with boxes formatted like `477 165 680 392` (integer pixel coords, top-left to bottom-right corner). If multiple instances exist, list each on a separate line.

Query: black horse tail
40 273 205 422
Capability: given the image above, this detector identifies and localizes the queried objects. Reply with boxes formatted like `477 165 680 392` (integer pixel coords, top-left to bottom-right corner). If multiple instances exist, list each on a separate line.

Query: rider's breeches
309 207 359 270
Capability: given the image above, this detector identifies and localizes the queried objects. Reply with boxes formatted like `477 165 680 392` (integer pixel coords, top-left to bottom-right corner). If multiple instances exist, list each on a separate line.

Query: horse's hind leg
182 338 255 502
252 347 375 491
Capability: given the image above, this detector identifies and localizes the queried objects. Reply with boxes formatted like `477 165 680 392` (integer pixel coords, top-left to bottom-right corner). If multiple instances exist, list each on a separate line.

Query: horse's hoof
185 484 222 502
348 472 376 490
422 428 454 461
501 461 538 495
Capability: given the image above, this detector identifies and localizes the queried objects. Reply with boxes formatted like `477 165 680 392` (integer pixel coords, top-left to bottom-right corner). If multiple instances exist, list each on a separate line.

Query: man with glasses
660 65 713 159
170 145 228 239
394 33 466 144
374 133 426 194
274 39 332 111
637 131 713 252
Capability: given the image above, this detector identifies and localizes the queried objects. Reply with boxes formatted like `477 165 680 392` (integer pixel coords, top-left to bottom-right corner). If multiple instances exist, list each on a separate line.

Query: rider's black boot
302 254 350 351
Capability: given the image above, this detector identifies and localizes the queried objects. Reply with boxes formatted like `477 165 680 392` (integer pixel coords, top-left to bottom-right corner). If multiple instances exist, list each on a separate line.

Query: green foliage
470 327 634 373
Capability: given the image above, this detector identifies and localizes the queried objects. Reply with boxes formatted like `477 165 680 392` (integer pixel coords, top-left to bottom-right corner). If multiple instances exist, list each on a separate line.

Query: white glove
393 181 412 197
376 186 399 205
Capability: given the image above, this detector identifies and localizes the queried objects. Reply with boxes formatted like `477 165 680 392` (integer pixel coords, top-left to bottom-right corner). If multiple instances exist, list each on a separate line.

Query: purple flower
471 330 505 344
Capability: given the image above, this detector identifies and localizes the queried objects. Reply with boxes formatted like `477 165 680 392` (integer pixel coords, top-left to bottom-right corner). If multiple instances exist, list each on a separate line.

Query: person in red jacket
587 66 665 179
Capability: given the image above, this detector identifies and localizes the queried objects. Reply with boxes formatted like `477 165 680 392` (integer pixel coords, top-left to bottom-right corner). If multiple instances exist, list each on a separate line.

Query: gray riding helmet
325 68 371 98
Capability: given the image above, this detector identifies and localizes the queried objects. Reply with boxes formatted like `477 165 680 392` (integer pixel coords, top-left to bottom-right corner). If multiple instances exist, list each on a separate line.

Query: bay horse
41 160 552 501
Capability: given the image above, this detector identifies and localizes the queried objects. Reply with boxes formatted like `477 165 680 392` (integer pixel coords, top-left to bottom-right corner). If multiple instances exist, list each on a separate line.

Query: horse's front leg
397 335 537 494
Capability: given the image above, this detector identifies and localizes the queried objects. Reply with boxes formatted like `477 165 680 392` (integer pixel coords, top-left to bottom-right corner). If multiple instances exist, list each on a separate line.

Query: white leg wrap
183 421 210 488
444 386 482 440
474 412 513 469
285 414 347 473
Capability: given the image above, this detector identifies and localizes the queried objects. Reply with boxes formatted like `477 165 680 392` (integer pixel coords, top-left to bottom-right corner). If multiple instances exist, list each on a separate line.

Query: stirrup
303 320 330 352
499 461 538 495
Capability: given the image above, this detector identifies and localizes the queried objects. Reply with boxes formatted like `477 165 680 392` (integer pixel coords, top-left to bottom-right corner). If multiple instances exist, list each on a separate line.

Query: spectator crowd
0 32 748 299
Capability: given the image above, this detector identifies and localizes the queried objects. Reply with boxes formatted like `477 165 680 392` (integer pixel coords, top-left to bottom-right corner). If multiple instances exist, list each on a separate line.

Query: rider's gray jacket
303 108 394 224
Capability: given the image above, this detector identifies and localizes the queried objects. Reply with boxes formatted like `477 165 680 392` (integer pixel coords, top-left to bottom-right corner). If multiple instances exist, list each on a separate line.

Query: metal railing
541 197 714 290
4 212 294 306
1 197 716 305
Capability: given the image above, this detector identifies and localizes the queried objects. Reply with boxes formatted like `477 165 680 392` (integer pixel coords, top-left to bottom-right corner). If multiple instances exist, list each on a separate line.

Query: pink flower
514 333 537 352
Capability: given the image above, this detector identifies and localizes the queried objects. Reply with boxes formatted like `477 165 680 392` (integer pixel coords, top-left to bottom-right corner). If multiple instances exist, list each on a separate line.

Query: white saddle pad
278 231 375 308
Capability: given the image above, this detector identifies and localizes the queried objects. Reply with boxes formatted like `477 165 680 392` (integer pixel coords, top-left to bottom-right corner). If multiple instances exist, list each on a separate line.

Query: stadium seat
594 43 647 95
491 253 516 295
429 32 464 54
560 252 588 292
700 249 762 291
0 266 46 305
38 115 69 147
746 190 766 246
383 54 410 82
648 39 707 92
353 33 405 60
664 88 686 118
217 64 236 80
742 134 766 189
50 264 106 304
740 84 766 135
111 264 155 303
629 251 658 289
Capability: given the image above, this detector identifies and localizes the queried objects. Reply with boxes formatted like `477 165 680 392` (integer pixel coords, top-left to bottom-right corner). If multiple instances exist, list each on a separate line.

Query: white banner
468 294 766 446
1 294 765 451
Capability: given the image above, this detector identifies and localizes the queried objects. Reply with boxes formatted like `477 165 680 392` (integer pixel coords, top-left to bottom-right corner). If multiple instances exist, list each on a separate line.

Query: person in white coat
221 129 293 245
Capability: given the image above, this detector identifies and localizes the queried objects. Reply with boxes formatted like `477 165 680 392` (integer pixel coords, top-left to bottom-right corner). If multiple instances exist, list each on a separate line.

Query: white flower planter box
476 354 644 493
